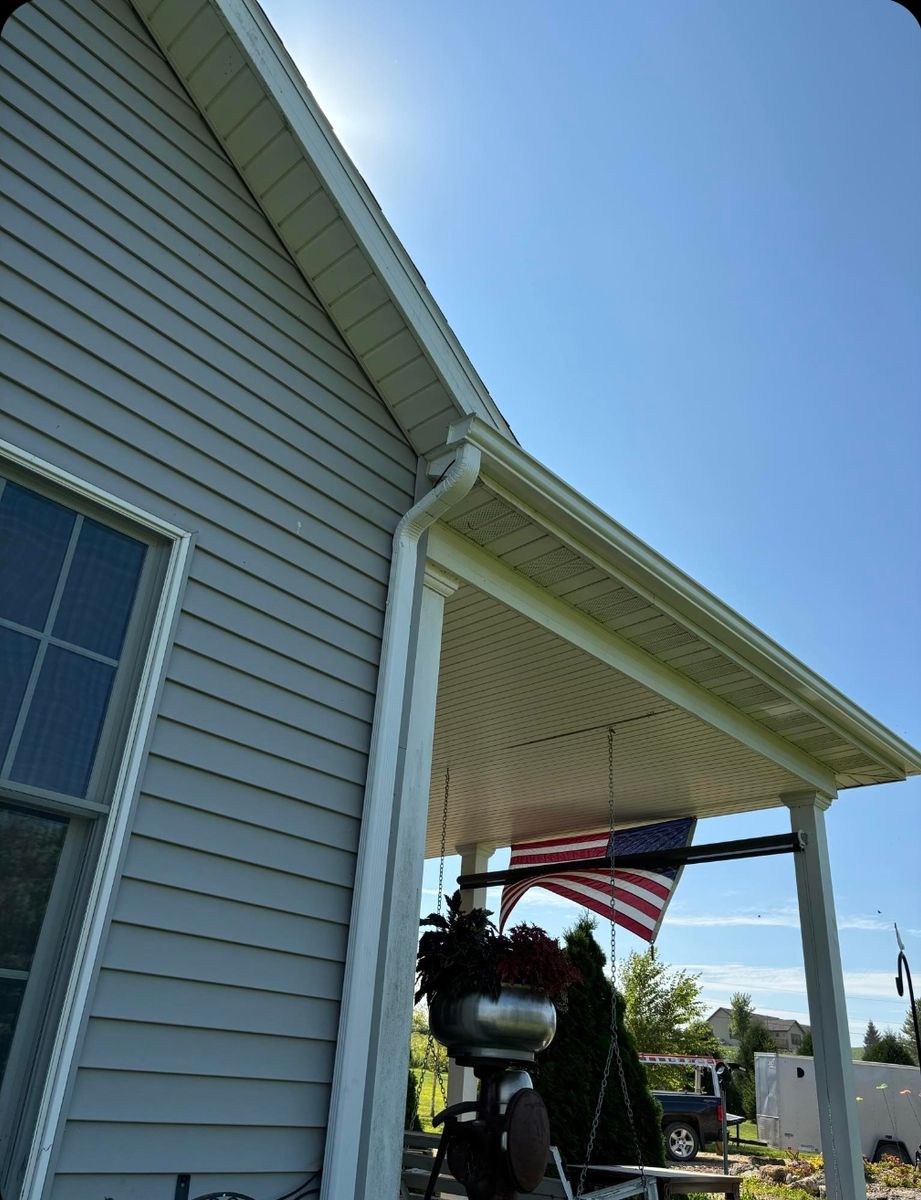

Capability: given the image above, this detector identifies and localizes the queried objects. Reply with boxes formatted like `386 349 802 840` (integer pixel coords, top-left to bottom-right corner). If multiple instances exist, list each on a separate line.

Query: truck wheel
664 1121 700 1162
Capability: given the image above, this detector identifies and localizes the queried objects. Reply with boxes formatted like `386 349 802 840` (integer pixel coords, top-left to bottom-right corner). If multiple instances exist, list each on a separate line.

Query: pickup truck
639 1053 738 1162
653 1089 724 1162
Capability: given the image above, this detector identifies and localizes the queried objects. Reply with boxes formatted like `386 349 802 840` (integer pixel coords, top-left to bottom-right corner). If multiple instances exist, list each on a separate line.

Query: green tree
536 916 665 1168
863 1019 881 1057
729 992 755 1043
618 947 722 1063
900 1001 921 1065
797 1030 813 1056
726 1020 777 1121
864 1031 915 1066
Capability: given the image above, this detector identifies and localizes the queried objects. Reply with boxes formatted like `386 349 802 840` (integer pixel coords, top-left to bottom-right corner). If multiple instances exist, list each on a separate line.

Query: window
0 470 162 1194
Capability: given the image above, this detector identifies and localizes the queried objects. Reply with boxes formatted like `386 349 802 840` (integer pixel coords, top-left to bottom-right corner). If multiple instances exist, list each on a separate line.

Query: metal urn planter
429 985 556 1063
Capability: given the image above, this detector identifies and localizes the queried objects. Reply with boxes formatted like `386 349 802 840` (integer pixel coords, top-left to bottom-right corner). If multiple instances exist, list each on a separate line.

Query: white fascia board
427 524 838 798
205 0 514 443
438 417 921 782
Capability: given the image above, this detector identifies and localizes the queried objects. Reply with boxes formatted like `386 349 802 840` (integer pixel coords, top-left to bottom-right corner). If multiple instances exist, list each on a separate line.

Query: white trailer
755 1052 921 1160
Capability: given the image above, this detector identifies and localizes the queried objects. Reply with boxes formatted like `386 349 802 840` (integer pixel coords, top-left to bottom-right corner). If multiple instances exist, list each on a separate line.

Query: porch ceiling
424 420 920 856
427 585 806 856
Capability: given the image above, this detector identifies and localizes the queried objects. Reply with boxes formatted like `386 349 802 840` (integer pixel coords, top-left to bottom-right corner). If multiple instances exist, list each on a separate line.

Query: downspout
321 441 481 1200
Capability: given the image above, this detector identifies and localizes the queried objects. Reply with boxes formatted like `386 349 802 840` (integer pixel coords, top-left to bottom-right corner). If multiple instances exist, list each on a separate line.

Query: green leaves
415 890 503 1004
618 947 722 1065
415 891 579 1006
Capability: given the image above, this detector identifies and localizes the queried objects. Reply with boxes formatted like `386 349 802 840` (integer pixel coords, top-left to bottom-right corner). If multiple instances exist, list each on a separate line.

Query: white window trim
0 441 194 1200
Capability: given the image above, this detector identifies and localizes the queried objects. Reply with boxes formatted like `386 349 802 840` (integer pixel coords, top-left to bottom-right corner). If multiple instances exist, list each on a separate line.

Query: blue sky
261 0 921 1042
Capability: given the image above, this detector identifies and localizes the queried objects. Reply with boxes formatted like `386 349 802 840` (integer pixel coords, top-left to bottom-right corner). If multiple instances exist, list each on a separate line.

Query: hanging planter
429 985 556 1062
416 892 579 1063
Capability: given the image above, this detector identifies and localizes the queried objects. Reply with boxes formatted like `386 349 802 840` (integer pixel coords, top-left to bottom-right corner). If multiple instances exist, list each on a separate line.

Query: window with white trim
0 469 163 1193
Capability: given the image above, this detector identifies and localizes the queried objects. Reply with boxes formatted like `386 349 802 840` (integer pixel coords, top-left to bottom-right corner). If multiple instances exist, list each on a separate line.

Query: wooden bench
402 1131 657 1199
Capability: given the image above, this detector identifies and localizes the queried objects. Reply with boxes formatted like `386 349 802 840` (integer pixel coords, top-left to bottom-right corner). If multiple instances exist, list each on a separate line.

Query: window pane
0 628 38 763
0 978 28 1086
10 647 115 796
53 519 146 659
0 805 68 973
0 483 75 632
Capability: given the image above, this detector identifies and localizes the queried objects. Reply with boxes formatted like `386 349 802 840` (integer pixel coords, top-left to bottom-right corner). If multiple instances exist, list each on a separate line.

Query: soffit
130 0 514 457
436 482 907 797
428 584 808 856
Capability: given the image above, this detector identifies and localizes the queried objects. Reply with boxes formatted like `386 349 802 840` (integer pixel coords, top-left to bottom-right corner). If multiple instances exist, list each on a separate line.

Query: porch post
351 561 460 1200
447 843 493 1109
784 792 865 1200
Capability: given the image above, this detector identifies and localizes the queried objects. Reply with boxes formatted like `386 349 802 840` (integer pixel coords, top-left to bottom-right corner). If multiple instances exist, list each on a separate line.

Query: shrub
862 1031 915 1065
865 1156 921 1188
405 1069 422 1131
726 1020 777 1120
535 915 665 1169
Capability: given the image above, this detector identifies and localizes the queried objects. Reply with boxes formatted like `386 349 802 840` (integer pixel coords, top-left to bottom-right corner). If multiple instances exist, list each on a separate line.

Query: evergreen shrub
535 915 665 1168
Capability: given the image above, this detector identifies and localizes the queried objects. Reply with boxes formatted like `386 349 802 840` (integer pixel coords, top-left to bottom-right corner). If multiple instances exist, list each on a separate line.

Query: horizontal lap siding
0 1 416 1197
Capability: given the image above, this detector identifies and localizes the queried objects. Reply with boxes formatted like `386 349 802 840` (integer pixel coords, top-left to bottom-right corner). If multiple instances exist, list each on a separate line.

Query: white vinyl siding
0 0 416 1196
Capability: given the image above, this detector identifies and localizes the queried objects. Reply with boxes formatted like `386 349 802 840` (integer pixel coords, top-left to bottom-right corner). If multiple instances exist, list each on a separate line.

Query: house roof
129 0 921 852
424 420 920 857
130 0 515 458
759 1016 808 1034
706 1009 809 1034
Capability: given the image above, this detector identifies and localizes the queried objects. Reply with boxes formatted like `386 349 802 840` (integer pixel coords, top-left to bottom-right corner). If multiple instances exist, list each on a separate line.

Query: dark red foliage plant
498 923 581 1007
415 893 580 1008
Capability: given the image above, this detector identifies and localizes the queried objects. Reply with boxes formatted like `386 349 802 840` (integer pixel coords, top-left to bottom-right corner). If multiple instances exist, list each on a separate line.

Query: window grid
0 478 146 803
0 514 86 781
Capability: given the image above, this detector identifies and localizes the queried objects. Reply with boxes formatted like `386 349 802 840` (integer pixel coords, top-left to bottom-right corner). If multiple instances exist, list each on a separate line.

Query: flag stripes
499 817 696 942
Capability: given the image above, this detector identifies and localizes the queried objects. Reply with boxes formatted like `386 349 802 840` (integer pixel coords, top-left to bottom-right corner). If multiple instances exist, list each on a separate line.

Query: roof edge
208 0 516 444
442 416 921 782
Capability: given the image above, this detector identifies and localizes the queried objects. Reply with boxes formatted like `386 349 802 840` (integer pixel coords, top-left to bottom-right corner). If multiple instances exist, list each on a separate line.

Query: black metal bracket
458 830 805 891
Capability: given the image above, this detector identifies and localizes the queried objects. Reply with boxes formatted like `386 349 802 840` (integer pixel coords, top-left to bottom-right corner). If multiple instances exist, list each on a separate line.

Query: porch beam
457 831 805 891
427 525 838 798
784 792 865 1200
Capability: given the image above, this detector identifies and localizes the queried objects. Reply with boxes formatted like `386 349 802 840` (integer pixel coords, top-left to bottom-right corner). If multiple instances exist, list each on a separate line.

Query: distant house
709 1007 810 1052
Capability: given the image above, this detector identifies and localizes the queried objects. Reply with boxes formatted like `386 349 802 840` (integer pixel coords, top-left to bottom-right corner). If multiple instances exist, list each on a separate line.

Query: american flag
499 817 696 941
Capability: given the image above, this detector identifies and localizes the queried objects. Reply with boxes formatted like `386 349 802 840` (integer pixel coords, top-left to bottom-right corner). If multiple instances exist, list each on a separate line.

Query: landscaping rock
798 1172 824 1196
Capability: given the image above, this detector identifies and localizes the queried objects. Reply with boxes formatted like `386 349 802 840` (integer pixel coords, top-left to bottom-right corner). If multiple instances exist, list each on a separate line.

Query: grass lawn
702 1121 797 1163
411 1066 448 1133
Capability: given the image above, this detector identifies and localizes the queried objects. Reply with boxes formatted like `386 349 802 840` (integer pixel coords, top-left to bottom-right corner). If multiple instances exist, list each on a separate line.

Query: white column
446 843 493 1110
784 792 865 1200
352 562 460 1200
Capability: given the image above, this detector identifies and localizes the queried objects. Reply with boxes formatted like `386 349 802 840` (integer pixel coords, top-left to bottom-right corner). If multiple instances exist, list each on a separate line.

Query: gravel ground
666 1148 921 1198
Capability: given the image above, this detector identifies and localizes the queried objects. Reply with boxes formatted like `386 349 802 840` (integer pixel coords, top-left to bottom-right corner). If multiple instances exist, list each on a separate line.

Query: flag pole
458 830 805 891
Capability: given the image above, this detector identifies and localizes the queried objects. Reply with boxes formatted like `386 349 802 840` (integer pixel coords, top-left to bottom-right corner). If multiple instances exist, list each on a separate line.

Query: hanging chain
576 729 645 1197
436 766 449 914
421 765 451 1122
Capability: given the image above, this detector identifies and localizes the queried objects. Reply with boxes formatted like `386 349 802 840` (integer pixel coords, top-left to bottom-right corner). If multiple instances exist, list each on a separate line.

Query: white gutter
321 442 481 1200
